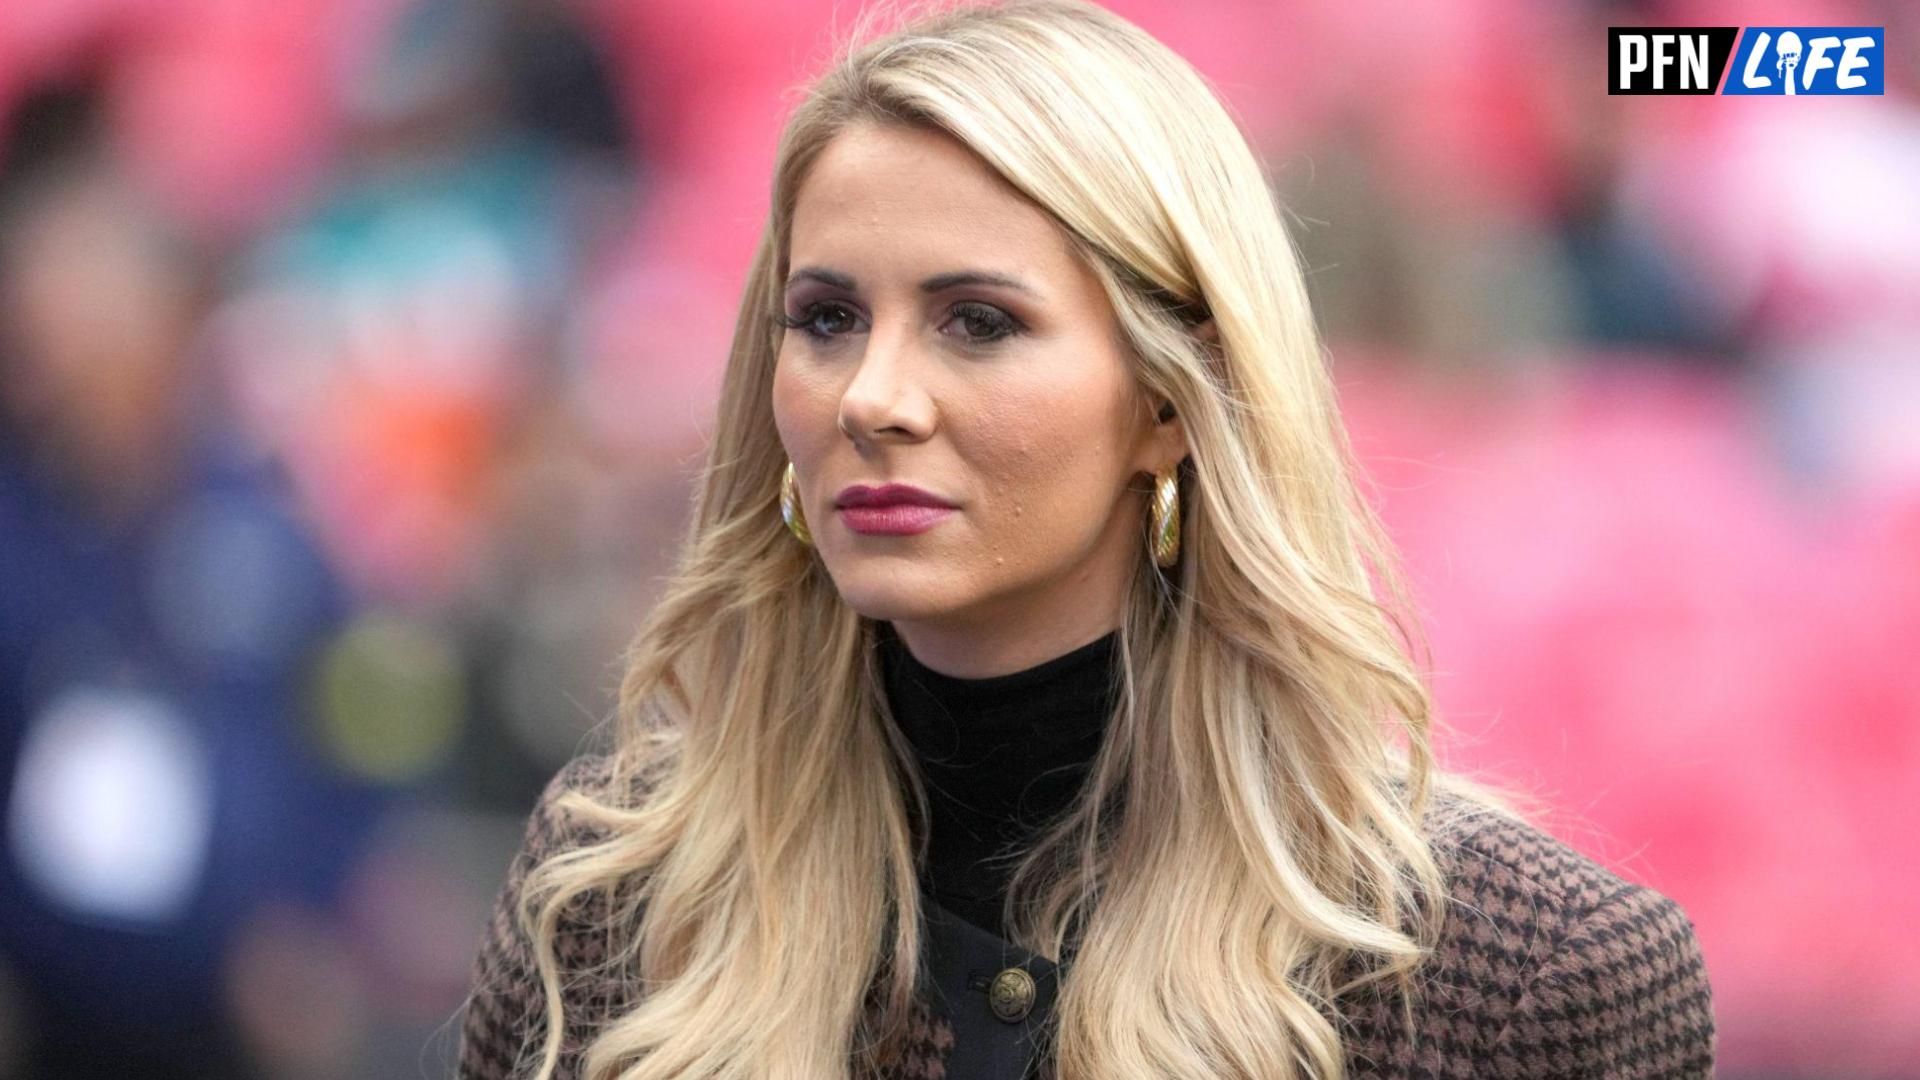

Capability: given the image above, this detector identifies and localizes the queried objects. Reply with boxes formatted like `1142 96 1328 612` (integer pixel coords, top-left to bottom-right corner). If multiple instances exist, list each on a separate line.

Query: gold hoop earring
780 461 813 546
1149 465 1181 568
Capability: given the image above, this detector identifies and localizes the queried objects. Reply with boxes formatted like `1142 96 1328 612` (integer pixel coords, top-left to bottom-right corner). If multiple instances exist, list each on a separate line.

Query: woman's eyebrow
785 266 857 292
784 265 1041 298
919 270 1040 298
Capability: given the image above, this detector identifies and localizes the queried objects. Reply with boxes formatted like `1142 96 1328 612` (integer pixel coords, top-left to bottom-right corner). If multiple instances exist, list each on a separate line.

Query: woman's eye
944 302 1021 344
780 302 861 340
778 300 1020 345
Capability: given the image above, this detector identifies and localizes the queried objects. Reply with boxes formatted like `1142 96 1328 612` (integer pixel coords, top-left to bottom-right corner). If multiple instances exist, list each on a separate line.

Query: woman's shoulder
1422 786 1684 922
513 745 674 859
456 750 657 1080
1358 787 1717 1076
516 752 622 855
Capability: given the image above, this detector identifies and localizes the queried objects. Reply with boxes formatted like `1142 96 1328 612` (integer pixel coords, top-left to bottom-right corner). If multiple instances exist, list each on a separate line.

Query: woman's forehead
786 123 1080 287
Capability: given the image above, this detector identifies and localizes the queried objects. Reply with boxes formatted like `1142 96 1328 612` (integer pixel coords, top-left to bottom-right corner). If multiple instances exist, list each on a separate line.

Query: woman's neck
877 619 1122 935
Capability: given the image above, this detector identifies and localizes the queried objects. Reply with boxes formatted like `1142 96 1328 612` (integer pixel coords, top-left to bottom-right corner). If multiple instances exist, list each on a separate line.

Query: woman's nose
836 324 934 444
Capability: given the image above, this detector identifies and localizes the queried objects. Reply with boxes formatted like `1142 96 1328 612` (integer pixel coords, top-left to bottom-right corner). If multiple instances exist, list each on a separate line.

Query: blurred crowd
0 0 1913 1076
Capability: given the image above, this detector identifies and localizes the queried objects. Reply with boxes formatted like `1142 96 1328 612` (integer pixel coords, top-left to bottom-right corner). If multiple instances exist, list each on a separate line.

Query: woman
457 2 1716 1077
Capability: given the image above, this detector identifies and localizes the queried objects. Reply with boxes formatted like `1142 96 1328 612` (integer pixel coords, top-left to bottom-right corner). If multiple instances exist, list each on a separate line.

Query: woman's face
771 121 1185 676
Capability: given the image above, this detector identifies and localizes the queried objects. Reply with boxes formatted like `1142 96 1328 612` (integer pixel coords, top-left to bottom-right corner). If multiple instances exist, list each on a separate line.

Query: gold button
987 966 1036 1023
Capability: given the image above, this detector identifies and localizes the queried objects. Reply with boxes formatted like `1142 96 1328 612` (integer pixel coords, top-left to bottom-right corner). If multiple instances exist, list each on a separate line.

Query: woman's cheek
771 362 831 458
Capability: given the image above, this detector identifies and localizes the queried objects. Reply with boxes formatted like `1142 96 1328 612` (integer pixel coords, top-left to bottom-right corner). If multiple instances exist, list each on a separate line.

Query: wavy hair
516 1 1524 1077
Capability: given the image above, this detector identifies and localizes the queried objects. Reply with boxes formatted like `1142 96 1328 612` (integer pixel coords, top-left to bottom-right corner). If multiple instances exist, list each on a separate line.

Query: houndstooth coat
456 755 1715 1079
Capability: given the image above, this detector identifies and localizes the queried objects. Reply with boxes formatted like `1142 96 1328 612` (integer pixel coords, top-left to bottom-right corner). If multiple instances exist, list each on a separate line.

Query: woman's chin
824 566 968 625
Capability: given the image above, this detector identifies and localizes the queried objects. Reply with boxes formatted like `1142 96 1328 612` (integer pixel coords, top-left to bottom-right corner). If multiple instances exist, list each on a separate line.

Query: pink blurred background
0 0 1914 1076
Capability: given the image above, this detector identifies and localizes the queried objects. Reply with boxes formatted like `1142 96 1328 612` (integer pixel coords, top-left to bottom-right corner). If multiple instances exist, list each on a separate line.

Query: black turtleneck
876 620 1121 938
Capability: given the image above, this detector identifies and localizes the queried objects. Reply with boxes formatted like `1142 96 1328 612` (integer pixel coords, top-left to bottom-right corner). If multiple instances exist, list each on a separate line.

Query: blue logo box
1723 27 1884 95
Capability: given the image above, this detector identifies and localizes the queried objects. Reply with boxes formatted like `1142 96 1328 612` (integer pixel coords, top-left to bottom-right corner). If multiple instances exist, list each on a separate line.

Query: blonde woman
456 2 1715 1077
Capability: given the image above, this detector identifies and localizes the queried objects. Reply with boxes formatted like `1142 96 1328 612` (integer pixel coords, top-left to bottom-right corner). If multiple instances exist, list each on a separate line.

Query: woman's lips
838 504 955 535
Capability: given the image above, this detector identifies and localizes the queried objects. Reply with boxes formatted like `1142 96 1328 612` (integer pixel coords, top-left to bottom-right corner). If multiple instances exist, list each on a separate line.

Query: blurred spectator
0 84 383 1077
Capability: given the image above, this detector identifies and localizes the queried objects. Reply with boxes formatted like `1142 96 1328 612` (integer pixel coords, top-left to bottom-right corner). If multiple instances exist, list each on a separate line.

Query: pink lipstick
835 484 956 536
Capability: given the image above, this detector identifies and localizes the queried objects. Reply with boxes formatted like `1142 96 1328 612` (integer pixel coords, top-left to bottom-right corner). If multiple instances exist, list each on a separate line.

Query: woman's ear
1143 393 1187 474
1191 317 1218 349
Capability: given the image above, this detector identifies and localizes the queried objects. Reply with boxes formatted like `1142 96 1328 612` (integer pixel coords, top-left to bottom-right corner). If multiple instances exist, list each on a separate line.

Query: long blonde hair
517 2 1522 1077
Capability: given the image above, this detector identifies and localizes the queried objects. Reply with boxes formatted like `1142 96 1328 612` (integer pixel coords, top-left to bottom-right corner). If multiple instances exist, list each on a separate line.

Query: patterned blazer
457 756 1715 1079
